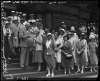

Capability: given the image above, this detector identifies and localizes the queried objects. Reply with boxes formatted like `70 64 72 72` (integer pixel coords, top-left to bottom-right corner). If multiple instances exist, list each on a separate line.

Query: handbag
62 51 73 59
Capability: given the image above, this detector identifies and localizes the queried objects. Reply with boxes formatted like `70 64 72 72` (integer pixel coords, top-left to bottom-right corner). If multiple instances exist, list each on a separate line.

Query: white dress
82 39 88 63
54 35 63 63
69 33 79 63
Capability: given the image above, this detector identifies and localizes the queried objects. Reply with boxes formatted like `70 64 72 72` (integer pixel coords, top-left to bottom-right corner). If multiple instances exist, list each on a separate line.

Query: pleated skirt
32 50 43 63
44 54 56 69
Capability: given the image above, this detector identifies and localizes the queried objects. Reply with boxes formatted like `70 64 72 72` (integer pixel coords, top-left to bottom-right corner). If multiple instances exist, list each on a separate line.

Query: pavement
3 70 98 80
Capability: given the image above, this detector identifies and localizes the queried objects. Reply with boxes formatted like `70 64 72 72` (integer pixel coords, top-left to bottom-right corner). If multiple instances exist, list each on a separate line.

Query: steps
4 56 99 78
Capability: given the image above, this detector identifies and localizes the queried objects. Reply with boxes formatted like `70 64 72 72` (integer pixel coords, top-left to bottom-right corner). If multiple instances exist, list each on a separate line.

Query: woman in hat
61 32 74 74
27 22 37 53
69 26 79 66
54 28 65 69
10 17 20 55
75 33 88 73
7 17 17 56
33 30 43 71
44 33 56 77
54 31 63 70
37 23 45 37
87 35 98 72
4 22 12 63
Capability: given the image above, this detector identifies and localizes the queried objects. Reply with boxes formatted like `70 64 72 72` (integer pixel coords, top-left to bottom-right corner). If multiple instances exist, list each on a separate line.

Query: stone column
45 13 52 29
37 13 42 19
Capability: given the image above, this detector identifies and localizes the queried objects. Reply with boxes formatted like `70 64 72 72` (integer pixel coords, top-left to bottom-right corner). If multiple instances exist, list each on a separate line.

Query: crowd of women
2 11 98 77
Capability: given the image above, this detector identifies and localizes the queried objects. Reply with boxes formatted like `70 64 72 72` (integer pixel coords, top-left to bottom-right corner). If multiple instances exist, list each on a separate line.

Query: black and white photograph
1 1 99 80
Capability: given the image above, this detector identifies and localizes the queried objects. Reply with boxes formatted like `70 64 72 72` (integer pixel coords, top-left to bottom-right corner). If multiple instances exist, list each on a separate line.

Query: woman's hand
77 49 80 54
15 37 17 40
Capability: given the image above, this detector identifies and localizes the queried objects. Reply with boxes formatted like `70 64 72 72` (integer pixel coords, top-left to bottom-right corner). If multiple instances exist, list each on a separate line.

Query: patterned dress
75 39 87 66
61 40 74 68
88 42 98 66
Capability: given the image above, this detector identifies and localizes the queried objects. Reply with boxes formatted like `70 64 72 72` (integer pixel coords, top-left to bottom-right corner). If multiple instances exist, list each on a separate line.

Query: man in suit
19 22 30 69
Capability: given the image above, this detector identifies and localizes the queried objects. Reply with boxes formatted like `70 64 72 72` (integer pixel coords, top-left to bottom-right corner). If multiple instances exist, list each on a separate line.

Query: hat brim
30 15 34 16
47 33 52 36
60 29 65 32
2 17 7 20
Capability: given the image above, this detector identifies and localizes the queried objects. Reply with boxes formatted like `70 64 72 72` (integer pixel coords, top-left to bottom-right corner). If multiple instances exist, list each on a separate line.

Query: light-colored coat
19 27 30 47
69 33 79 63
35 34 43 51
9 23 19 47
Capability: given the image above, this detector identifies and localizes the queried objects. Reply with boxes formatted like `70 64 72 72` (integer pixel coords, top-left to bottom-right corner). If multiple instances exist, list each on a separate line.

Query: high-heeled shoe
46 73 51 77
36 69 41 72
51 74 54 77
90 70 93 72
81 70 84 74
64 71 66 74
68 71 71 74
75 70 80 73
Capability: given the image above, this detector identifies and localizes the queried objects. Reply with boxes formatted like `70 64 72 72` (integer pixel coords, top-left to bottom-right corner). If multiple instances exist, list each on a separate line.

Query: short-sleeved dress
54 37 63 63
75 39 87 66
61 40 74 68
88 42 98 66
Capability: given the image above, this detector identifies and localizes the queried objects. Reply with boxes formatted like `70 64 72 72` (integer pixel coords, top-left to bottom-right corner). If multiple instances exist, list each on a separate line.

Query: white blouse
46 40 51 49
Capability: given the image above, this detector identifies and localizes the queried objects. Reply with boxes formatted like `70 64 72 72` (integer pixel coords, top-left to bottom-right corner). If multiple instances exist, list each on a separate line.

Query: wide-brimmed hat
63 34 67 38
13 16 18 21
29 14 34 16
28 19 36 23
7 16 12 20
47 33 52 36
80 33 86 38
22 13 26 16
19 12 22 15
59 29 65 32
11 11 15 13
2 17 7 20
61 22 66 25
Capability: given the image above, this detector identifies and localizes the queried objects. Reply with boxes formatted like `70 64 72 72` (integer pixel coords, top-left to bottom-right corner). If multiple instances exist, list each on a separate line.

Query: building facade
26 4 91 29
4 4 91 29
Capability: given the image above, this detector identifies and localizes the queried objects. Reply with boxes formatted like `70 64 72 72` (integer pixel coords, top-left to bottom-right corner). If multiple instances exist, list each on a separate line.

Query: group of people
2 10 98 77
